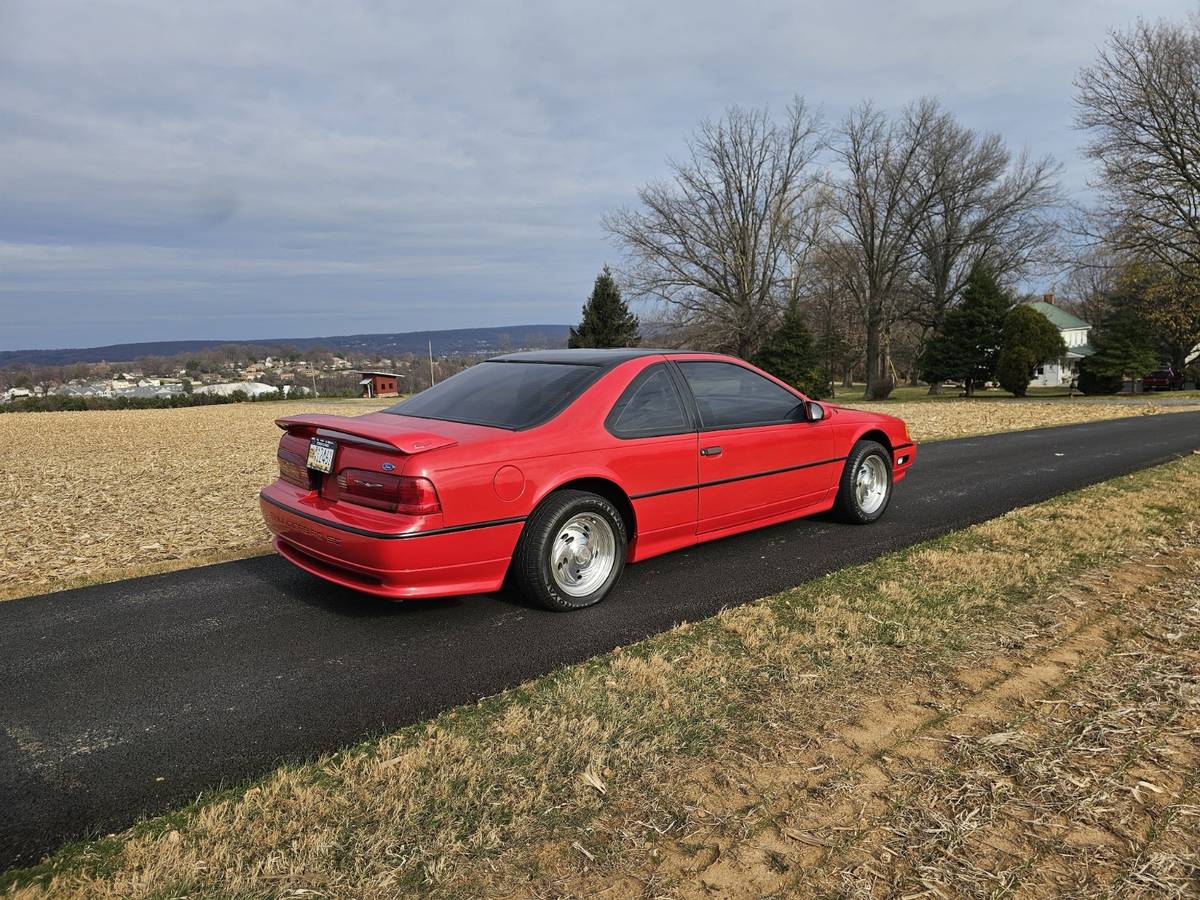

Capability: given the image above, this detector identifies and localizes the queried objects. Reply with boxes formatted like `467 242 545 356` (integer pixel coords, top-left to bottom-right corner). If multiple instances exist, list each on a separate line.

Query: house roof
1066 344 1096 358
1026 301 1091 332
356 371 400 378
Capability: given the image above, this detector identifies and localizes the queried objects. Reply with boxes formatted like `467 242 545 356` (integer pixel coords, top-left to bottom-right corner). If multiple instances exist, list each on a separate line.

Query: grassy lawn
833 382 1200 402
5 455 1199 898
834 383 1082 402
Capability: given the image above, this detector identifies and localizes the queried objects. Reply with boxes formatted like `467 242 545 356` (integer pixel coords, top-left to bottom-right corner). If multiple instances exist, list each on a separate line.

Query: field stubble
0 399 389 600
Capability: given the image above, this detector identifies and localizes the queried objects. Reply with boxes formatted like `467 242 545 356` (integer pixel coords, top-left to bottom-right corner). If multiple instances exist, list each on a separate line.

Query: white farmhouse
1025 298 1094 388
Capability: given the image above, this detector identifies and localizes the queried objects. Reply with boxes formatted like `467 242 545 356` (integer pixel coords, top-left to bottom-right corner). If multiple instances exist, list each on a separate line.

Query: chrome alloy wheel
855 454 889 515
550 512 617 597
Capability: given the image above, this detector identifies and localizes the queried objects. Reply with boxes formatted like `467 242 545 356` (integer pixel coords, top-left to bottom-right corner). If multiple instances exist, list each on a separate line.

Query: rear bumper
259 489 521 599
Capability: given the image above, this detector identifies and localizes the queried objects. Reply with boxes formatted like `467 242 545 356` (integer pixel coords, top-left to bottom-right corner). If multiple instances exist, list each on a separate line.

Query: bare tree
605 100 823 357
804 247 865 395
1063 247 1120 327
1076 15 1200 280
913 128 1062 391
823 98 953 400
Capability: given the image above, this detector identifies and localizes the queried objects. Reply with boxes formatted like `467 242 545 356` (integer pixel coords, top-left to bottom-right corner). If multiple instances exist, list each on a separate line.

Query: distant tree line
0 390 289 415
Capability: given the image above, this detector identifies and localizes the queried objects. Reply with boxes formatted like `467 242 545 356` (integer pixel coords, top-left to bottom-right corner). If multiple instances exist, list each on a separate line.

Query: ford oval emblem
382 462 396 471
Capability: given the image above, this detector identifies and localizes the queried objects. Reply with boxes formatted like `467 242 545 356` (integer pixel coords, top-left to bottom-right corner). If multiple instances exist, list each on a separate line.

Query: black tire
832 440 893 524
513 490 627 611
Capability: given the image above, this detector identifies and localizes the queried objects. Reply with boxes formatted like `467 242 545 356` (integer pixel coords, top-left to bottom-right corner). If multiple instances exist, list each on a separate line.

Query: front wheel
513 490 627 611
832 440 893 524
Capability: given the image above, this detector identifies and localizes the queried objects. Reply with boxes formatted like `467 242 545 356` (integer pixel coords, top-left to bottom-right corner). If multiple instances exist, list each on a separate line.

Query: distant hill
0 325 572 368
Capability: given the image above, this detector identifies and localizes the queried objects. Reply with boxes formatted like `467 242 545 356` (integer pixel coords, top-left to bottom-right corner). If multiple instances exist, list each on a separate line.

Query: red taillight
278 452 311 489
335 469 441 515
277 432 313 489
394 476 442 516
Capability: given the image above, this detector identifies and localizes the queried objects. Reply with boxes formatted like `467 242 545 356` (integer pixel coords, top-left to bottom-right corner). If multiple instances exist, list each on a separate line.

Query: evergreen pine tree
752 307 828 398
995 305 1066 397
568 267 640 348
919 262 1011 396
1078 301 1159 395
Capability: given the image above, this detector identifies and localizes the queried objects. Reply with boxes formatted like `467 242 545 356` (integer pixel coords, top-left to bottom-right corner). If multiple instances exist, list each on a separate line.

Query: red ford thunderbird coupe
260 349 916 610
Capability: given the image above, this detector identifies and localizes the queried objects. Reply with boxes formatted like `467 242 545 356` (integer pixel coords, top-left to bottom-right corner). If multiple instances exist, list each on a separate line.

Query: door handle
700 446 722 457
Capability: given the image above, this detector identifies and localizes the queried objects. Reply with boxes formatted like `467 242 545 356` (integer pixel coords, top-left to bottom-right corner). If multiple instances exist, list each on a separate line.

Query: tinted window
607 366 691 437
679 361 803 429
386 361 600 429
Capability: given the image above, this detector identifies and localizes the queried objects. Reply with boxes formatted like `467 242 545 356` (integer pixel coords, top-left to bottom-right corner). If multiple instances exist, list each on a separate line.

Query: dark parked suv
1142 367 1186 391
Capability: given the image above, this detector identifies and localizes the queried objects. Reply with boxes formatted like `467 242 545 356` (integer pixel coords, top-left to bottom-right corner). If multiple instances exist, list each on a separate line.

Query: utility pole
428 340 436 387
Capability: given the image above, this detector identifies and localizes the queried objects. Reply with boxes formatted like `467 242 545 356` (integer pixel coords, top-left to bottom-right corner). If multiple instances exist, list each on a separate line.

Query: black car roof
487 348 711 367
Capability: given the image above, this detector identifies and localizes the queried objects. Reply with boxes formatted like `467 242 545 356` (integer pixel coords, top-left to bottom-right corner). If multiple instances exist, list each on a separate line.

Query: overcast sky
0 0 1192 350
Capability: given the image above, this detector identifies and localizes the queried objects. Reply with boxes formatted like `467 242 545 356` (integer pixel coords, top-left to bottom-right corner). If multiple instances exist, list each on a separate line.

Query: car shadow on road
220 553 539 619
225 509 861 624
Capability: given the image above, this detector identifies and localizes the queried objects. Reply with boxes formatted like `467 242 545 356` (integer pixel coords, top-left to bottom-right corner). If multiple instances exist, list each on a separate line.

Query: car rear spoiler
275 414 458 454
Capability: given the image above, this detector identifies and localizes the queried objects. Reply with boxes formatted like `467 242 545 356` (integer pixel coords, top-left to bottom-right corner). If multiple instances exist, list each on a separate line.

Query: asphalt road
3 412 1199 868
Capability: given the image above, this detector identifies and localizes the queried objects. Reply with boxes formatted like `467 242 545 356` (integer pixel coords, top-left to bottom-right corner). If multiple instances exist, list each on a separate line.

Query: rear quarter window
606 365 692 438
385 361 602 429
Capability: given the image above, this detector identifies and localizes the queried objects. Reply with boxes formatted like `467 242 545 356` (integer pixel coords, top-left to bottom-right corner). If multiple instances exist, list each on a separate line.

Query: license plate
306 437 337 474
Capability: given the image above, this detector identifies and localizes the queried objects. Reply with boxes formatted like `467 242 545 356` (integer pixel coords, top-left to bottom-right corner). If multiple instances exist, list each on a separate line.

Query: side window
607 365 691 438
678 361 803 429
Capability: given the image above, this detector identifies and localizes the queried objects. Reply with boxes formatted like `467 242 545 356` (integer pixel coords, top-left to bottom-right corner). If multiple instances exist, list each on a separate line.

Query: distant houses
0 342 534 408
1 387 34 403
29 377 190 401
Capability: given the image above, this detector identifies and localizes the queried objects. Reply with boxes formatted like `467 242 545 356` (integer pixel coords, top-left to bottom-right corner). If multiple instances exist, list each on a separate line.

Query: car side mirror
806 401 825 422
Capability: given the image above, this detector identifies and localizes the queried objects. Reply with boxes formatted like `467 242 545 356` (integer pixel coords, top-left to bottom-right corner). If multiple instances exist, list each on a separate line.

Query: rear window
384 361 601 429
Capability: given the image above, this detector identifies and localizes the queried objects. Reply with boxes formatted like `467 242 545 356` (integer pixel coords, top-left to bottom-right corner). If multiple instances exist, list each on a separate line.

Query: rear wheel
513 490 627 611
832 440 892 524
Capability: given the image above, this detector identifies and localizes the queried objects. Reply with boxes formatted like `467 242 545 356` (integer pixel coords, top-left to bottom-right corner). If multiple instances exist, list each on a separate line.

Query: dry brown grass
3 395 1195 603
0 399 390 601
632 551 1200 899
5 454 1199 898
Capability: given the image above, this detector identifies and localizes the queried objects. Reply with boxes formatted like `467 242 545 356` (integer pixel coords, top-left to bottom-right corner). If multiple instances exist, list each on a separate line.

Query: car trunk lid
275 414 459 454
275 414 460 512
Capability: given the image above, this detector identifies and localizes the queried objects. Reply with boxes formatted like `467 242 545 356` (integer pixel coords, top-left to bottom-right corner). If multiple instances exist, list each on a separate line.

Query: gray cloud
0 0 1190 349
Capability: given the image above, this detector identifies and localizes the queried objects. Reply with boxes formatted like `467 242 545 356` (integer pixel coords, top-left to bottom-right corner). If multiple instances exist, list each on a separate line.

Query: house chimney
1043 291 1055 304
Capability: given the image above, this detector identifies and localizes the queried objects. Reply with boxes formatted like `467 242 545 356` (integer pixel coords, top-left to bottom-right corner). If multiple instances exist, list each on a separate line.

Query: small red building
357 371 400 399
